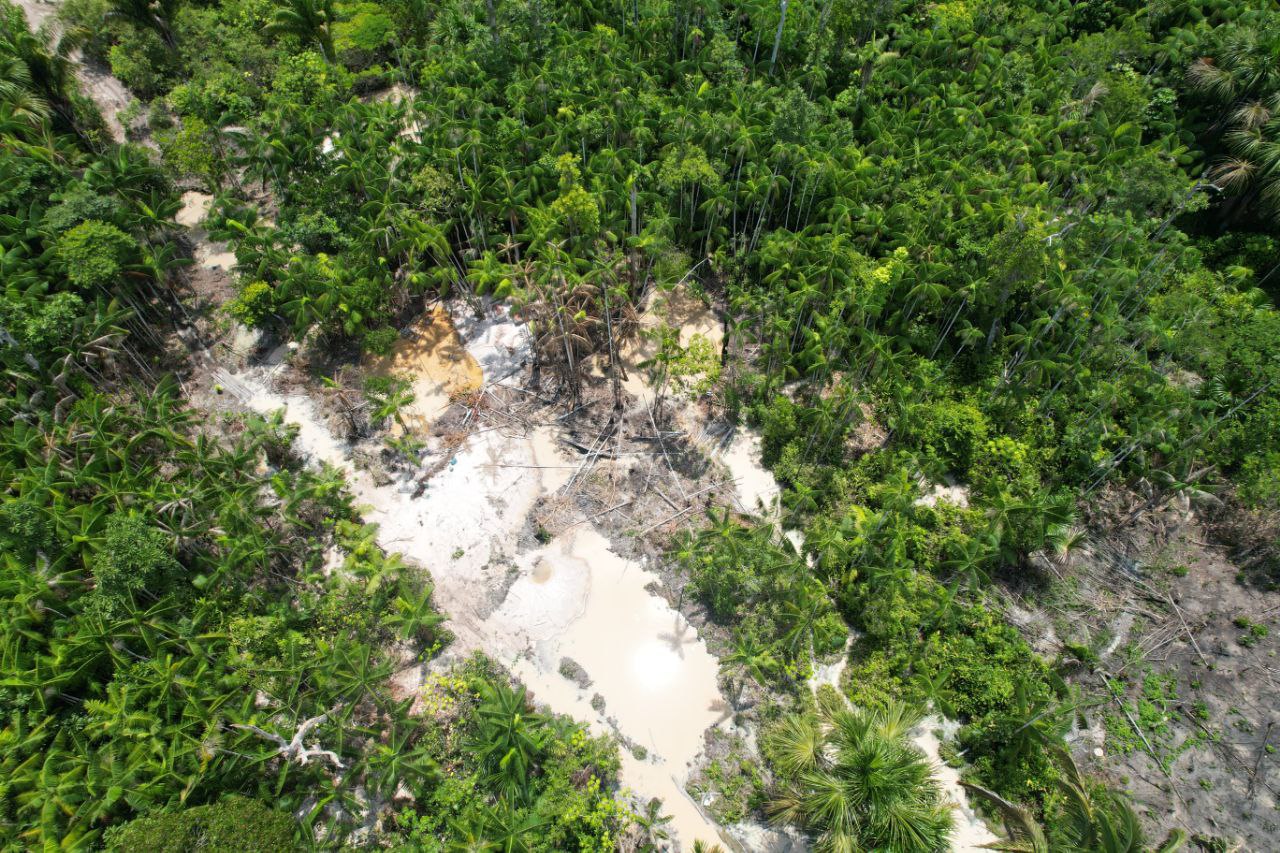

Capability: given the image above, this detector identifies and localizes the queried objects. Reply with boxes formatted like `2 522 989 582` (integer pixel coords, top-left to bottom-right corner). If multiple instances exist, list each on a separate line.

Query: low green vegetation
764 701 953 852
105 797 299 852
1233 616 1270 648
1103 670 1209 774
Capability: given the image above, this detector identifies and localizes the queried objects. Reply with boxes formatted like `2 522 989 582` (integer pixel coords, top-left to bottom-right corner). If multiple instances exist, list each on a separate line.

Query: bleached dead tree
234 711 345 769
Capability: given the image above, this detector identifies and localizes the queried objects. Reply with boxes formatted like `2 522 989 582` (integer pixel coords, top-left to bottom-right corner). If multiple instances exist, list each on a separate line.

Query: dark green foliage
678 509 846 683
88 512 183 618
389 663 631 851
104 797 300 852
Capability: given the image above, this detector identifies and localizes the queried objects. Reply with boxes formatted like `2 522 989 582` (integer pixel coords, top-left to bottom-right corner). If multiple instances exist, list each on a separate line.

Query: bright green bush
168 71 259 123
55 220 137 290
899 399 989 476
227 280 275 326
267 51 349 112
159 117 224 190
334 1 396 66
104 797 299 852
108 29 174 99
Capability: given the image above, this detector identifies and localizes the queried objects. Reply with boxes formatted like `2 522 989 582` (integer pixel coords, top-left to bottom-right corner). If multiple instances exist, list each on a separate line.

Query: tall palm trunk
769 0 789 76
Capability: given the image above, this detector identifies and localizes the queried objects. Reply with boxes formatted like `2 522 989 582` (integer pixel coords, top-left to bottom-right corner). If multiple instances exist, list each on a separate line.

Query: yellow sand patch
367 306 483 434
619 284 723 398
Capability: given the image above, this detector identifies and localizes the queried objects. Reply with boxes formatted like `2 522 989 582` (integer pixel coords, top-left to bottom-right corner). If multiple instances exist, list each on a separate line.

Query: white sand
498 528 725 847
915 482 971 509
219 304 729 849
719 429 781 518
913 716 1001 851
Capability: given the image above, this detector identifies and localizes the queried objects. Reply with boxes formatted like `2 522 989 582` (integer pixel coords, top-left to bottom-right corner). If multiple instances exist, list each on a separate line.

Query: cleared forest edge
194 302 732 847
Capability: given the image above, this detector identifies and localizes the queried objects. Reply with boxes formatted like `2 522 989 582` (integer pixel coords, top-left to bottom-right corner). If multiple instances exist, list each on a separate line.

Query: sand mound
366 306 483 434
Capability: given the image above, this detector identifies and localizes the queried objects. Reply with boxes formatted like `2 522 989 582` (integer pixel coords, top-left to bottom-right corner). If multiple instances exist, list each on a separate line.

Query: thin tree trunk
769 0 789 76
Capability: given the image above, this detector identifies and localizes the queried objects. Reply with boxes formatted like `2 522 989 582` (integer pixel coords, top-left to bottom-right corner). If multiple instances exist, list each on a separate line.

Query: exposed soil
1011 489 1280 850
364 305 484 435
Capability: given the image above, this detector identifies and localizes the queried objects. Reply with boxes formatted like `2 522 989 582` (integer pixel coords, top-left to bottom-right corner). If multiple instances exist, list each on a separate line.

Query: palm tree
1186 24 1280 223
766 702 952 852
467 680 548 804
104 0 181 51
267 0 337 62
0 8 85 141
633 797 673 849
0 51 49 129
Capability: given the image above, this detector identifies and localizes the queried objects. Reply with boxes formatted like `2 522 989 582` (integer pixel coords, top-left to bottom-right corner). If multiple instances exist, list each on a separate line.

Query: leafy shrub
362 325 398 355
0 152 56 215
2 291 85 354
55 220 137 290
168 71 259 123
104 797 299 852
408 164 458 217
159 117 223 190
225 280 272 327
970 435 1039 496
267 51 350 112
108 29 174 99
281 209 351 254
0 499 52 562
89 513 183 618
334 1 397 67
43 183 121 233
899 399 989 476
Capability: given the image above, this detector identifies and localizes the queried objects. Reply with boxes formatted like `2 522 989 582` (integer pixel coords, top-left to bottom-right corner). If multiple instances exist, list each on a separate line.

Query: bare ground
1008 490 1280 850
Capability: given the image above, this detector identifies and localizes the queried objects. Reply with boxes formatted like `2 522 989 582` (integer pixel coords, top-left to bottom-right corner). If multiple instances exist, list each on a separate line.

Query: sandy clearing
914 717 1002 851
177 191 241 271
915 482 971 509
218 305 731 849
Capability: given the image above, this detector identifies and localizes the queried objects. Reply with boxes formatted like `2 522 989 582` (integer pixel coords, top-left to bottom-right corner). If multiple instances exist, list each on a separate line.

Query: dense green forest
3 0 1279 849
